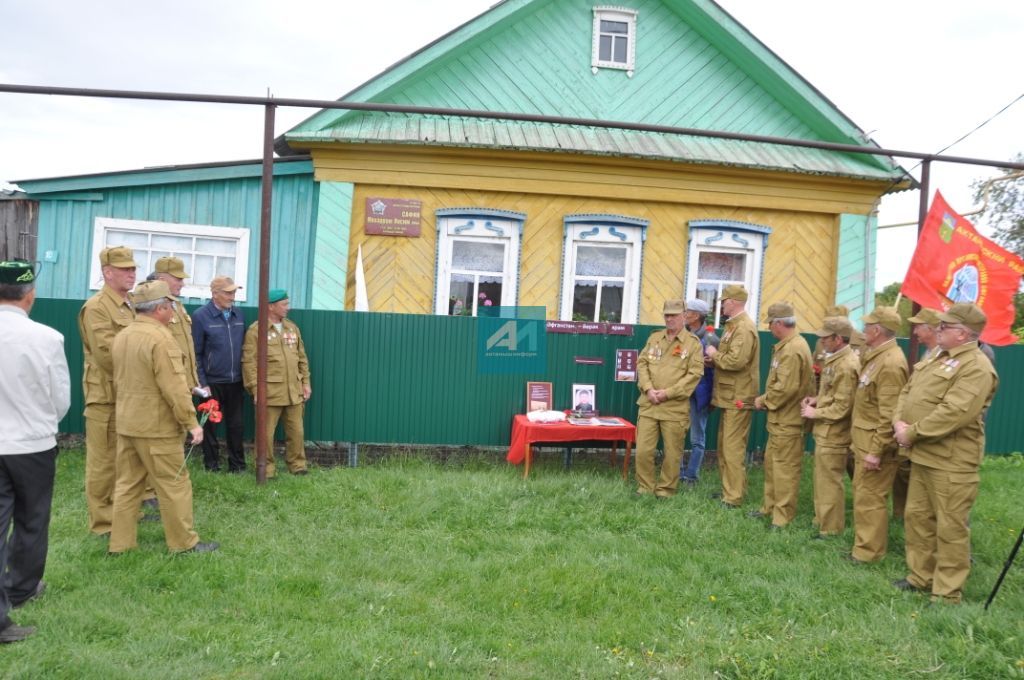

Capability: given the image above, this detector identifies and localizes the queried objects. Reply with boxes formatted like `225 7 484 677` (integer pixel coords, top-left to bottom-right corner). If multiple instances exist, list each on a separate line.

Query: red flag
901 191 1024 345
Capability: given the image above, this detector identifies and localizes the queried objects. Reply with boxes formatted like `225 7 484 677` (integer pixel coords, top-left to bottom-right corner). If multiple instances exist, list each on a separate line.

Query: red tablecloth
506 414 636 464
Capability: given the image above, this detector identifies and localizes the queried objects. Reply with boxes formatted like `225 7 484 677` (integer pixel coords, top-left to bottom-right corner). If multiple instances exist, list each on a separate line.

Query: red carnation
208 411 223 423
734 399 744 409
197 399 220 413
706 325 715 332
813 364 822 375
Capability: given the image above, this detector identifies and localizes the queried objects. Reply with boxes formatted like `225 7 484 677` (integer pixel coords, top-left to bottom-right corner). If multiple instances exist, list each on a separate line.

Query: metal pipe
255 102 275 484
3 83 1024 172
907 160 931 368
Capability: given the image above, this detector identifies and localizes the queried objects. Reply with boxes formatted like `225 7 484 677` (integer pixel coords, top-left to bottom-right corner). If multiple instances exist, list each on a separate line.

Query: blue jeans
681 398 710 481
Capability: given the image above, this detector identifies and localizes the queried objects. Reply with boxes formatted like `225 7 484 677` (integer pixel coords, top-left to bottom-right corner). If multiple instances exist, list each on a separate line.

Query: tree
972 153 1024 340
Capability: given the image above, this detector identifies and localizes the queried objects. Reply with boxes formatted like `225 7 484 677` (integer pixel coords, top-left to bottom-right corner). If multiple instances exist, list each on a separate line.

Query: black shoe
141 498 159 510
0 623 36 643
810 533 827 541
11 581 45 608
747 510 767 519
718 501 739 510
768 524 784 532
205 467 222 473
710 492 723 500
892 578 926 593
183 541 220 554
292 468 309 476
843 553 866 565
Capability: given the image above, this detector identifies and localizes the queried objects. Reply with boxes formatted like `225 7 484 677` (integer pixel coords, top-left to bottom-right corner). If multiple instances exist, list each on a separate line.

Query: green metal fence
34 299 1023 454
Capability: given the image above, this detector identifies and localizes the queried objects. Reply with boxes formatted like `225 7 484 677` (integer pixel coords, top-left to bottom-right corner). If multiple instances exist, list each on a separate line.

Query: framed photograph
571 383 596 413
526 381 553 412
615 349 638 382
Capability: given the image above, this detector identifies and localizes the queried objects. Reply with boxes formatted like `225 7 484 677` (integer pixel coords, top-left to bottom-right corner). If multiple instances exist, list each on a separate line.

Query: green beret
268 288 289 303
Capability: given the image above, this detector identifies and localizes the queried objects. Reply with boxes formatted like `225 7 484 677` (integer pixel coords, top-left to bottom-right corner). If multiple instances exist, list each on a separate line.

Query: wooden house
278 0 909 327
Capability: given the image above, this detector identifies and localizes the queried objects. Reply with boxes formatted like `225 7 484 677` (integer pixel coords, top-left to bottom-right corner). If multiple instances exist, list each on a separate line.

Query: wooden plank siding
342 174 844 329
313 145 886 215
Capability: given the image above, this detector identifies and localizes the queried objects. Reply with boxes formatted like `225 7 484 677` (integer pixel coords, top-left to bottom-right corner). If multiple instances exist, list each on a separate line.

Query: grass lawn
4 449 1023 679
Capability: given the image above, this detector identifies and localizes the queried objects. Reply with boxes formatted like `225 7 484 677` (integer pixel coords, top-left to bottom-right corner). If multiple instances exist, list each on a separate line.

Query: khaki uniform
892 345 937 519
242 319 311 477
634 330 705 497
850 340 908 562
757 333 814 526
895 342 997 602
711 311 760 506
109 316 202 552
809 345 859 534
168 302 199 389
78 284 134 534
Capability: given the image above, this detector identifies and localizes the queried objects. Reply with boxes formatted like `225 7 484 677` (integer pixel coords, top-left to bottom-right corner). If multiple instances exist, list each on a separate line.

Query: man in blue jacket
680 298 719 486
192 276 247 472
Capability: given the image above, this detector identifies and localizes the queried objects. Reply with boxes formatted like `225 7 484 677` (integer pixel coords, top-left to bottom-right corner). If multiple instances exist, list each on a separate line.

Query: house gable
285 0 900 180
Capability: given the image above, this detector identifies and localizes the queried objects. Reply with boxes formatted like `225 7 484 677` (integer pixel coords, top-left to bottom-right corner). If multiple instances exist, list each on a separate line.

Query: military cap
99 246 137 268
131 280 177 305
825 304 849 317
763 301 796 323
938 303 987 333
907 308 941 326
662 298 685 315
721 284 749 302
0 259 37 285
210 275 241 293
862 306 902 333
268 288 289 304
154 256 189 279
686 298 709 315
849 328 866 347
815 316 853 338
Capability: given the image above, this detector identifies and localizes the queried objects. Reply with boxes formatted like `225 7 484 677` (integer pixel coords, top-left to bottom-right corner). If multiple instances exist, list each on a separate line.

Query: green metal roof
283 0 908 183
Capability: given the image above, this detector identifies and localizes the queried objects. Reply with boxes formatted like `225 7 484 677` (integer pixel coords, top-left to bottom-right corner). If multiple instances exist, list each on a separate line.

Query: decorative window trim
89 217 250 301
592 6 638 77
433 208 526 316
560 214 647 324
684 220 771 327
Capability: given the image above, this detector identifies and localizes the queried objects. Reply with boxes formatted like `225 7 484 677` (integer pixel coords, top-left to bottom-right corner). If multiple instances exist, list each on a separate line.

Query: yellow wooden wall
327 145 875 329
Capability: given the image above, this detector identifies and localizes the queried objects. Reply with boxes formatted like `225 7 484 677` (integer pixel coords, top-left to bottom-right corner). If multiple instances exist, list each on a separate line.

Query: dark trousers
201 382 246 471
1 447 58 626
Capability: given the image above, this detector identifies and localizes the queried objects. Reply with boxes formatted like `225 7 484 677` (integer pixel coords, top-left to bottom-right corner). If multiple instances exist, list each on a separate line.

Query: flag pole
907 160 931 368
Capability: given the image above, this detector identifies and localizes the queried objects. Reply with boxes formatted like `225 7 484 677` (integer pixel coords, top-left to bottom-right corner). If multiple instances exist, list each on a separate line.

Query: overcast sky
2 0 1021 289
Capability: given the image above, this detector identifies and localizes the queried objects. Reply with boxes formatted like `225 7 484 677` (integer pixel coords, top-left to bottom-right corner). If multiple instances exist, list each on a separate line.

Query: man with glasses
892 304 997 604
634 299 705 498
848 306 908 564
750 302 814 529
704 285 759 509
892 308 941 520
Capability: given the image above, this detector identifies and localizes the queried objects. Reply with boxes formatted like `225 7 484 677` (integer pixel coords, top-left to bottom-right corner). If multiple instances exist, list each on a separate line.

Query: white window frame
592 6 637 77
560 215 647 324
434 209 525 316
684 220 771 327
89 217 250 301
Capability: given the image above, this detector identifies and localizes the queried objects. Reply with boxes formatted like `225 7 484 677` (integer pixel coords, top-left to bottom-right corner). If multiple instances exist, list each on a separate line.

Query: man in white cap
679 298 718 486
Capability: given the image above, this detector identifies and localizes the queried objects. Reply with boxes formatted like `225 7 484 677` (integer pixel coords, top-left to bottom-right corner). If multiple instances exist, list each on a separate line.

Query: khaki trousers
109 435 199 553
84 406 117 535
904 463 978 603
812 443 849 535
851 450 899 562
759 431 805 526
264 403 307 477
892 458 911 519
634 416 688 497
717 408 751 506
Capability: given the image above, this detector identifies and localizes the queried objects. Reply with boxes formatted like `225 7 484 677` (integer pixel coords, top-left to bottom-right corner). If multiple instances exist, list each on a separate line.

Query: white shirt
0 304 71 454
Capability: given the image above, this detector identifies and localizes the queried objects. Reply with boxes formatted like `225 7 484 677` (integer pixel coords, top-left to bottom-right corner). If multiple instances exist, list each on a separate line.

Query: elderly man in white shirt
0 260 71 644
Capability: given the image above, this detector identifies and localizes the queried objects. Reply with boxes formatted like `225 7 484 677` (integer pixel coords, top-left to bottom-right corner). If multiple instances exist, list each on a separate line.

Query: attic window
592 7 637 76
